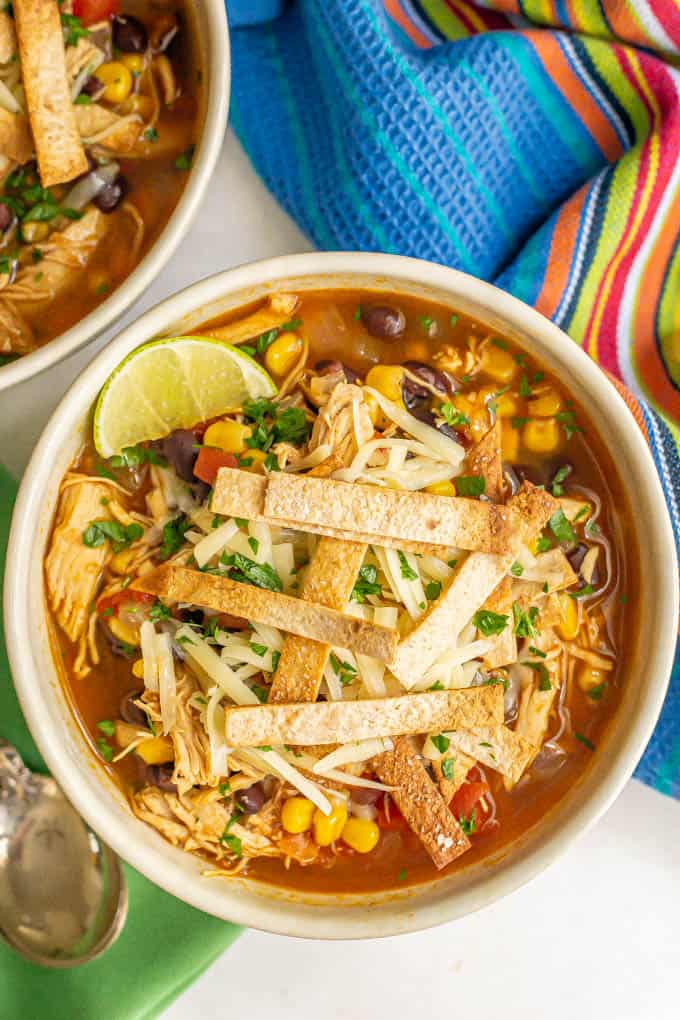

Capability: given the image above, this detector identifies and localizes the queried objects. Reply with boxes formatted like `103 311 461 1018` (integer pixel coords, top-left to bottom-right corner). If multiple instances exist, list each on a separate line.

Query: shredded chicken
144 672 215 794
45 478 114 641
309 382 373 467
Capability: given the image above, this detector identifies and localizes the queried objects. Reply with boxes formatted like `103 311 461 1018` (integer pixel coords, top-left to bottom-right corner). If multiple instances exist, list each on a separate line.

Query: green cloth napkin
0 463 241 1019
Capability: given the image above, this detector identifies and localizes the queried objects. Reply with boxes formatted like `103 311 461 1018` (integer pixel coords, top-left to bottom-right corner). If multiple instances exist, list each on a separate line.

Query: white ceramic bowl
5 254 677 938
0 0 230 393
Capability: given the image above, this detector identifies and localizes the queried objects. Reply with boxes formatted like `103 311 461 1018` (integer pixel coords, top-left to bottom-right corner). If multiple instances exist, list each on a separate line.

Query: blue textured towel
223 0 680 797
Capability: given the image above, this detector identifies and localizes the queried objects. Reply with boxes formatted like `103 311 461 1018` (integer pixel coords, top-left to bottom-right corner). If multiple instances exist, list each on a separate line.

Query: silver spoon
0 739 128 967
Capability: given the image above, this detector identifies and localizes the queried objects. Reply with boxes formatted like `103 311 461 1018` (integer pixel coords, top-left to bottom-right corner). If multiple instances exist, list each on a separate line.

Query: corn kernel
244 448 268 472
132 659 145 680
110 547 136 575
313 800 348 846
97 61 134 104
341 817 380 854
480 345 517 385
21 221 50 244
203 419 252 455
365 365 404 403
528 389 564 418
576 663 606 694
501 419 520 462
281 796 315 834
136 735 174 765
522 418 562 455
556 592 579 641
122 93 155 119
426 479 456 497
119 53 146 75
494 392 520 418
108 615 140 647
265 332 304 377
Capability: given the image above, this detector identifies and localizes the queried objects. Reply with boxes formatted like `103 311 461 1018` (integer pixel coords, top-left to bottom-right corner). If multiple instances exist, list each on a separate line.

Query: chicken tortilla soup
0 0 201 363
45 288 635 893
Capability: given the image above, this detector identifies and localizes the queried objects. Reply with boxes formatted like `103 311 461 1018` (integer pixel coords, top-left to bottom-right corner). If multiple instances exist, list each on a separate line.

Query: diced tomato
97 589 154 618
450 780 490 831
73 0 120 25
193 447 238 486
375 794 408 832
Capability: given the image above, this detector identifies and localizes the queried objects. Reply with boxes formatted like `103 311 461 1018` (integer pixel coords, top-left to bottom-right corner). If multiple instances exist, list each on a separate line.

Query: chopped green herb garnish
252 684 270 703
175 145 195 171
264 452 280 472
83 519 143 552
109 445 167 470
351 563 382 603
248 536 260 555
512 603 539 639
61 12 89 47
149 599 171 622
74 93 92 105
573 505 590 523
510 561 524 577
354 306 362 320
550 465 572 497
144 127 159 143
492 338 508 350
472 609 509 636
96 737 113 762
454 475 485 498
449 314 458 328
218 781 231 797
397 867 408 882
528 645 546 658
575 732 595 751
428 681 444 691
522 660 551 690
556 410 582 440
518 374 533 398
425 580 442 601
249 642 268 657
159 515 190 559
511 416 530 429
459 810 476 836
535 535 552 553
398 551 418 581
220 551 283 592
431 734 450 754
569 583 594 599
420 315 434 331
440 402 469 428
96 720 116 738
549 508 576 545
441 757 455 780
587 681 607 701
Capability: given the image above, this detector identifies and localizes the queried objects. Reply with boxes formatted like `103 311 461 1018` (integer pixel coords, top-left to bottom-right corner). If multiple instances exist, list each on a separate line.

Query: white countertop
3 132 679 1019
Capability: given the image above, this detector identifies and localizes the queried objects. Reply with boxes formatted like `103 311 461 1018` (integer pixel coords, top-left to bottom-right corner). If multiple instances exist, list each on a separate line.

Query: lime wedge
94 336 277 457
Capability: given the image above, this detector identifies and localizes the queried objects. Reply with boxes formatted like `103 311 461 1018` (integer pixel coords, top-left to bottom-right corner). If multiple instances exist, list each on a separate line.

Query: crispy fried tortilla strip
211 468 513 554
74 103 141 152
480 576 517 669
392 484 558 686
0 9 17 63
373 737 470 868
466 421 503 503
133 564 397 663
14 0 88 186
264 473 513 554
513 548 578 595
269 537 367 704
433 751 475 805
444 726 536 786
0 108 32 164
223 686 503 747
512 653 561 784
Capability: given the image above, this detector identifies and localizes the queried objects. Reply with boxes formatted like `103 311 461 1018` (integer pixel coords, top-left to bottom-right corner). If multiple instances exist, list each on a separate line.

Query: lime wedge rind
94 335 277 458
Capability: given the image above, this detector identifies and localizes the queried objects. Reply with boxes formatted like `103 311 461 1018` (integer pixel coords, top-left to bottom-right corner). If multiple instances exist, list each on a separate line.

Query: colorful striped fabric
226 0 680 796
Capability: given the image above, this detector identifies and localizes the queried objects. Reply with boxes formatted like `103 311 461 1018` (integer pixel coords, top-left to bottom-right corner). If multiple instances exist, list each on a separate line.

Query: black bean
402 361 452 394
0 202 13 232
235 782 265 815
314 359 359 384
179 607 204 626
361 304 405 341
144 764 176 793
112 14 148 54
80 75 103 98
567 543 601 586
120 690 148 728
160 428 199 482
93 174 129 214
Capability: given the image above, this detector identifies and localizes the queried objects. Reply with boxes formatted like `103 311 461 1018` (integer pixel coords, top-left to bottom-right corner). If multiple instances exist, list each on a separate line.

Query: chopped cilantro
449 314 458 328
218 781 231 797
351 563 382 602
550 465 572 497
425 580 442 601
109 445 167 470
83 519 143 552
144 127 159 143
459 809 476 835
175 145 195 171
397 867 408 882
556 410 582 440
454 475 485 498
149 599 171 622
440 402 469 427
472 609 509 636
220 551 283 591
247 536 260 555
518 374 533 398
549 508 576 545
249 642 267 657
431 733 450 754
61 12 89 47
535 535 552 554
398 551 417 581
96 719 116 738
159 515 190 559
575 732 595 751
569 583 594 599
510 561 524 577
587 681 607 701
96 737 113 762
528 645 546 658
441 757 455 780
252 684 270 703
522 660 551 690
512 603 539 639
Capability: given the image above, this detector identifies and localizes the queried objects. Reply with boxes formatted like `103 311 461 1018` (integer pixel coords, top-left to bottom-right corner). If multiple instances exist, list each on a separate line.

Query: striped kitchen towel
225 0 680 796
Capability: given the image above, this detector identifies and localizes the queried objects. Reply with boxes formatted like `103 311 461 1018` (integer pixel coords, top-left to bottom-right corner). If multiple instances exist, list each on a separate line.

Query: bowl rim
5 252 678 938
0 0 230 393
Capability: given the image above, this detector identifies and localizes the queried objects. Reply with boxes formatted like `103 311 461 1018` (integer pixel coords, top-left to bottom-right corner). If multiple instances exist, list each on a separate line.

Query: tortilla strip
211 469 456 556
0 108 32 164
373 737 470 868
133 564 397 663
211 468 513 555
265 473 513 554
269 537 367 704
197 294 298 345
14 0 88 186
433 751 475 805
0 10 17 63
466 421 503 503
74 104 141 153
444 726 536 786
513 548 578 594
391 484 558 686
223 686 503 747
481 576 517 669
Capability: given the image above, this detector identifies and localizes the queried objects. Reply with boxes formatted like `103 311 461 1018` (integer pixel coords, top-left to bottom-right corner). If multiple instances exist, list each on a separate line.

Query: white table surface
3 132 679 1019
